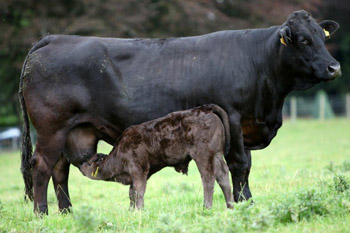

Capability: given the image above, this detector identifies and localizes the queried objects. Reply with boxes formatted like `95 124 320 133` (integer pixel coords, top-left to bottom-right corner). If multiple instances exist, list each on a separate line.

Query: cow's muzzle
327 63 341 80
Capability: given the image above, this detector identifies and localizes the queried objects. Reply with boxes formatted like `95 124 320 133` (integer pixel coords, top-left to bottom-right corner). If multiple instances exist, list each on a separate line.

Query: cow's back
23 34 226 130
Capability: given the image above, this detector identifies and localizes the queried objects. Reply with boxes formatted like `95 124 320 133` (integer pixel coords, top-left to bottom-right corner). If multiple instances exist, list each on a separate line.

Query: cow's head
279 10 341 90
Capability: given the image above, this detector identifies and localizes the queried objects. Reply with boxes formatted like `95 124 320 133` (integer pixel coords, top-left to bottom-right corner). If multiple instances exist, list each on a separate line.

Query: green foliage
271 188 329 223
341 161 350 172
0 115 18 127
73 205 97 233
155 213 185 233
325 160 350 173
178 182 194 193
162 181 194 194
333 174 350 193
325 161 335 172
98 220 114 231
162 182 176 194
0 200 4 216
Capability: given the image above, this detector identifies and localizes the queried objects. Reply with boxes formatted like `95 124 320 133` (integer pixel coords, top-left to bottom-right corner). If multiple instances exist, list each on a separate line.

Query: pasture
0 119 350 232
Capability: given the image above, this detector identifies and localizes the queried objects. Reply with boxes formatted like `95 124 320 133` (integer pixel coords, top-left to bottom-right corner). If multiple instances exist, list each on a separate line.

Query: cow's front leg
230 150 252 202
225 117 252 202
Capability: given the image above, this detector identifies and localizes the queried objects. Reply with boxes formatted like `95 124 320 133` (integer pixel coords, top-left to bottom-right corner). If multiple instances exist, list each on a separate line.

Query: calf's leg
130 176 147 209
194 158 215 209
129 184 136 209
214 154 233 209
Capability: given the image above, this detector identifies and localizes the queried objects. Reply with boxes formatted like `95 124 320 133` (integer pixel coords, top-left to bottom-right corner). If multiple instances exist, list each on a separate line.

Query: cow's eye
299 39 310 46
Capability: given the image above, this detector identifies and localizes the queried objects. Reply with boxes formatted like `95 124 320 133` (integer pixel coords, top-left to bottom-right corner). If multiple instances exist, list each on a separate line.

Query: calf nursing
80 104 233 209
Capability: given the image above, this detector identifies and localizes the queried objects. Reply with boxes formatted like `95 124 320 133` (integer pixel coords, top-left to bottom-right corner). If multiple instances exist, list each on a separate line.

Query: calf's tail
18 36 51 201
203 104 231 157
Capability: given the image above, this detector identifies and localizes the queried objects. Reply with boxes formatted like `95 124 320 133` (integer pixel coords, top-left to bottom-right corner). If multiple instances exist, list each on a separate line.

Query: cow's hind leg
32 132 66 214
214 154 233 209
52 155 71 213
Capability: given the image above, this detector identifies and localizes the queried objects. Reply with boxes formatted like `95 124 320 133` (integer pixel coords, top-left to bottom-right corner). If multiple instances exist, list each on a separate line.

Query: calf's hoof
227 202 234 209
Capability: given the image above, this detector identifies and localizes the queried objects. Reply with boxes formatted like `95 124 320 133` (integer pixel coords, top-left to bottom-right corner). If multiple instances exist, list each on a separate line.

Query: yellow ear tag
91 167 99 177
323 29 330 38
280 37 287 46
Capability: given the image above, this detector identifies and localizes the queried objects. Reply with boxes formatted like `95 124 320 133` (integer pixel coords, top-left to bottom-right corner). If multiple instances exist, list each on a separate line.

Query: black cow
19 10 340 214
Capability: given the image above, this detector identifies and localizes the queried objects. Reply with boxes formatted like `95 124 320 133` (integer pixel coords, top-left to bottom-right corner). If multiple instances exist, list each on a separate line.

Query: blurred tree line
0 0 349 126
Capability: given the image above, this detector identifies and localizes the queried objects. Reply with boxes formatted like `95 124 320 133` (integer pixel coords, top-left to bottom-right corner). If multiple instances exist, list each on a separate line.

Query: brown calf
80 104 233 209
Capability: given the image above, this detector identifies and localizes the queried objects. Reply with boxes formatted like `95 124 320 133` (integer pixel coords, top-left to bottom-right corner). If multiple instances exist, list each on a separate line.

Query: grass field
0 119 350 232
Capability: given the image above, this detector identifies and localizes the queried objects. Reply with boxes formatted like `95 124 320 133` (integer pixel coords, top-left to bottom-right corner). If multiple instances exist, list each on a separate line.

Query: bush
271 188 329 223
341 161 350 172
155 213 185 233
325 160 350 173
333 174 350 193
0 200 3 215
73 205 97 233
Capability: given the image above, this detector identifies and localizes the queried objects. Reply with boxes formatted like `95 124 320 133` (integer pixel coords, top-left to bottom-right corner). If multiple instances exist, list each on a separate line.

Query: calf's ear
279 26 292 46
319 20 339 39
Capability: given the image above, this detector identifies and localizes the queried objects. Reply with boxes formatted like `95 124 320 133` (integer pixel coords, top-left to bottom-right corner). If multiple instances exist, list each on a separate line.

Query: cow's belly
241 119 280 150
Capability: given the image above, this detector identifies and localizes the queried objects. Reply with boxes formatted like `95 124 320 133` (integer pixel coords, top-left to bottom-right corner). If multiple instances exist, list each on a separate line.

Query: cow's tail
19 53 34 201
18 36 51 201
204 104 231 157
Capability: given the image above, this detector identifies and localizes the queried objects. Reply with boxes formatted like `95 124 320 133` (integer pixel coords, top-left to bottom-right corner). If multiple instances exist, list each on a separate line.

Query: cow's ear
279 26 292 46
319 20 339 39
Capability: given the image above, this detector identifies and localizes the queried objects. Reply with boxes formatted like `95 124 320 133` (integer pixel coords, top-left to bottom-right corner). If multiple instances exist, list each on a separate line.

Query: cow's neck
234 27 294 119
248 27 294 98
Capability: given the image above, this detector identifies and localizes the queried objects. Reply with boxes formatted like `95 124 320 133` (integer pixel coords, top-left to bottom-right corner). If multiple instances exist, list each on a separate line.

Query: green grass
0 119 350 232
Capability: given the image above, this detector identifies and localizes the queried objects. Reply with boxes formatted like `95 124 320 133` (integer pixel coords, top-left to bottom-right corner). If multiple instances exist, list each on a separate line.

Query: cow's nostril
327 63 341 78
327 63 340 73
328 66 335 73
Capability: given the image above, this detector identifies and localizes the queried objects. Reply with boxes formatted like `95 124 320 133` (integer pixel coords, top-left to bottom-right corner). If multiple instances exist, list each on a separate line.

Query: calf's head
80 153 105 180
279 10 341 89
